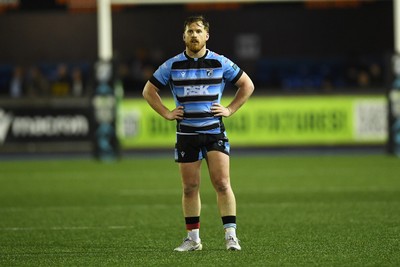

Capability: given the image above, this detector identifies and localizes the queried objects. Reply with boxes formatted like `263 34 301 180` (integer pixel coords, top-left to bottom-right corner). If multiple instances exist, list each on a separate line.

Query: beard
185 39 205 54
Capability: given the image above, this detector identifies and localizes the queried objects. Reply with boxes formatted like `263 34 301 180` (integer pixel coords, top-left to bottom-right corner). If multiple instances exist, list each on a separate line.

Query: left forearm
227 72 255 115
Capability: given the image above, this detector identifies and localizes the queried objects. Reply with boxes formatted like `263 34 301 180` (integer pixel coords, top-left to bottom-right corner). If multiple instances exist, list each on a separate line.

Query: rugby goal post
95 0 400 157
390 0 400 156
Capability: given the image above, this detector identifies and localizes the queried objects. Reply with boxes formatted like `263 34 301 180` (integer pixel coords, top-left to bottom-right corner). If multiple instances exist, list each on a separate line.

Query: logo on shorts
181 151 185 157
218 140 224 146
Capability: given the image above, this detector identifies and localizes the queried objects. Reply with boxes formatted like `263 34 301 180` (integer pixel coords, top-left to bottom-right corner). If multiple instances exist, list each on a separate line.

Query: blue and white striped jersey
149 49 243 134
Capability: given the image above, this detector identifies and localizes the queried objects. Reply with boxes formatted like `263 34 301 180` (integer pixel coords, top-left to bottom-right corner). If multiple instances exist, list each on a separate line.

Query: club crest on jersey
206 69 213 77
183 85 210 96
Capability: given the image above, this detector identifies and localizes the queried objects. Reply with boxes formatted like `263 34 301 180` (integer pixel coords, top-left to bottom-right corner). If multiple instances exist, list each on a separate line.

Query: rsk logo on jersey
183 85 210 96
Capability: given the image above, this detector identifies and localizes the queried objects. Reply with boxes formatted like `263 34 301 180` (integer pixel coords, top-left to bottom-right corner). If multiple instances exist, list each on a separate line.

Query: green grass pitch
0 153 399 266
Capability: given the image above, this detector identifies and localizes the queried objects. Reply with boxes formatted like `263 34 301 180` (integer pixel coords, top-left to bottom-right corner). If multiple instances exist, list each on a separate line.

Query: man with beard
142 15 254 251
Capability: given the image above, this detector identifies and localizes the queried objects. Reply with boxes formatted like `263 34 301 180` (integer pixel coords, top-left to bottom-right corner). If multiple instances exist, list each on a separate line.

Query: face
183 21 209 54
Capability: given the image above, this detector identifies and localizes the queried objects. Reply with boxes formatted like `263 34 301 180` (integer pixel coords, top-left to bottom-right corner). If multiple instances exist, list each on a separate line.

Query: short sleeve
222 56 243 84
150 61 171 89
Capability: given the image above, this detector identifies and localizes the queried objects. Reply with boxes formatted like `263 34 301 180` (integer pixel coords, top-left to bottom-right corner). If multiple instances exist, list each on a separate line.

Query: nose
189 31 198 37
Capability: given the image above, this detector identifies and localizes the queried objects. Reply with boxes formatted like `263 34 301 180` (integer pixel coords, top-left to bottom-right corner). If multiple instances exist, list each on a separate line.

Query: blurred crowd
0 48 160 99
0 54 388 99
254 56 387 93
2 63 90 99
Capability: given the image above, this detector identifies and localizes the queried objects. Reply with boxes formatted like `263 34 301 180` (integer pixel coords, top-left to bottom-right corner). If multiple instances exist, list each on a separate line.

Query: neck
185 47 207 59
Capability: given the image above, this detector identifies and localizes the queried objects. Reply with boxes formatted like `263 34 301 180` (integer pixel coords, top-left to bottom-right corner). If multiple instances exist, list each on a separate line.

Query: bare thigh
206 151 230 191
179 160 202 192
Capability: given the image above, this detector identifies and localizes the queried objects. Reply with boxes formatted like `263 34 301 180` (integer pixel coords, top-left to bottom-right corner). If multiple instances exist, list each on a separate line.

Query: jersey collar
184 49 209 61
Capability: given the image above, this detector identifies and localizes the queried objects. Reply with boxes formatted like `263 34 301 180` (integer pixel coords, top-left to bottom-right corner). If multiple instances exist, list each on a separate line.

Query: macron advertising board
0 98 93 153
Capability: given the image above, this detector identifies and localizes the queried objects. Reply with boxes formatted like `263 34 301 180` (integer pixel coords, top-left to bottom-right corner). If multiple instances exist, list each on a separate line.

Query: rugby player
142 15 254 251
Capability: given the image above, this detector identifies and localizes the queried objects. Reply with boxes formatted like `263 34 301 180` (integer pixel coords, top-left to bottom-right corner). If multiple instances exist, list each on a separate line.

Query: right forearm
143 81 184 121
143 88 170 119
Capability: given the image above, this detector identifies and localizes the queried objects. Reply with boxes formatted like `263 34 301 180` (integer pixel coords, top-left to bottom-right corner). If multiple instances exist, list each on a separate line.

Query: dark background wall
0 1 395 95
0 1 393 64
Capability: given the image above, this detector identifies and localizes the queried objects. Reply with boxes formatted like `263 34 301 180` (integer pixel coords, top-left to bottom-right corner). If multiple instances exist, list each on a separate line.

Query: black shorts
174 132 230 163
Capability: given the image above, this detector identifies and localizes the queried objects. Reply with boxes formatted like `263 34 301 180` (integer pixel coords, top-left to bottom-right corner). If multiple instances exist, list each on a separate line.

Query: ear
183 33 185 41
206 33 210 41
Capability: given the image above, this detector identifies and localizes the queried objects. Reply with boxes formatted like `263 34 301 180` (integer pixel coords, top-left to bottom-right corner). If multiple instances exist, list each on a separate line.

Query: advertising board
0 98 93 153
117 95 387 148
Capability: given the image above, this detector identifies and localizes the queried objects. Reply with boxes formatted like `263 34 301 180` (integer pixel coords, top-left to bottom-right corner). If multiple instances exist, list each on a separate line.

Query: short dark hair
183 15 210 33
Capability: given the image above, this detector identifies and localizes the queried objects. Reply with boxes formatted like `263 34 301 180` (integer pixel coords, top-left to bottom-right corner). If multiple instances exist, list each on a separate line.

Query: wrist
227 106 232 116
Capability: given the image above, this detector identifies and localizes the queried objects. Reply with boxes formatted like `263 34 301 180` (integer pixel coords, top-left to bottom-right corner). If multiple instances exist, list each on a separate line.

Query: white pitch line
0 225 135 231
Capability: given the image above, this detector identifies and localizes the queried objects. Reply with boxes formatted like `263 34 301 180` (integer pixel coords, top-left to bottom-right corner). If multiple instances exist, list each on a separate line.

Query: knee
183 182 200 197
213 178 231 193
